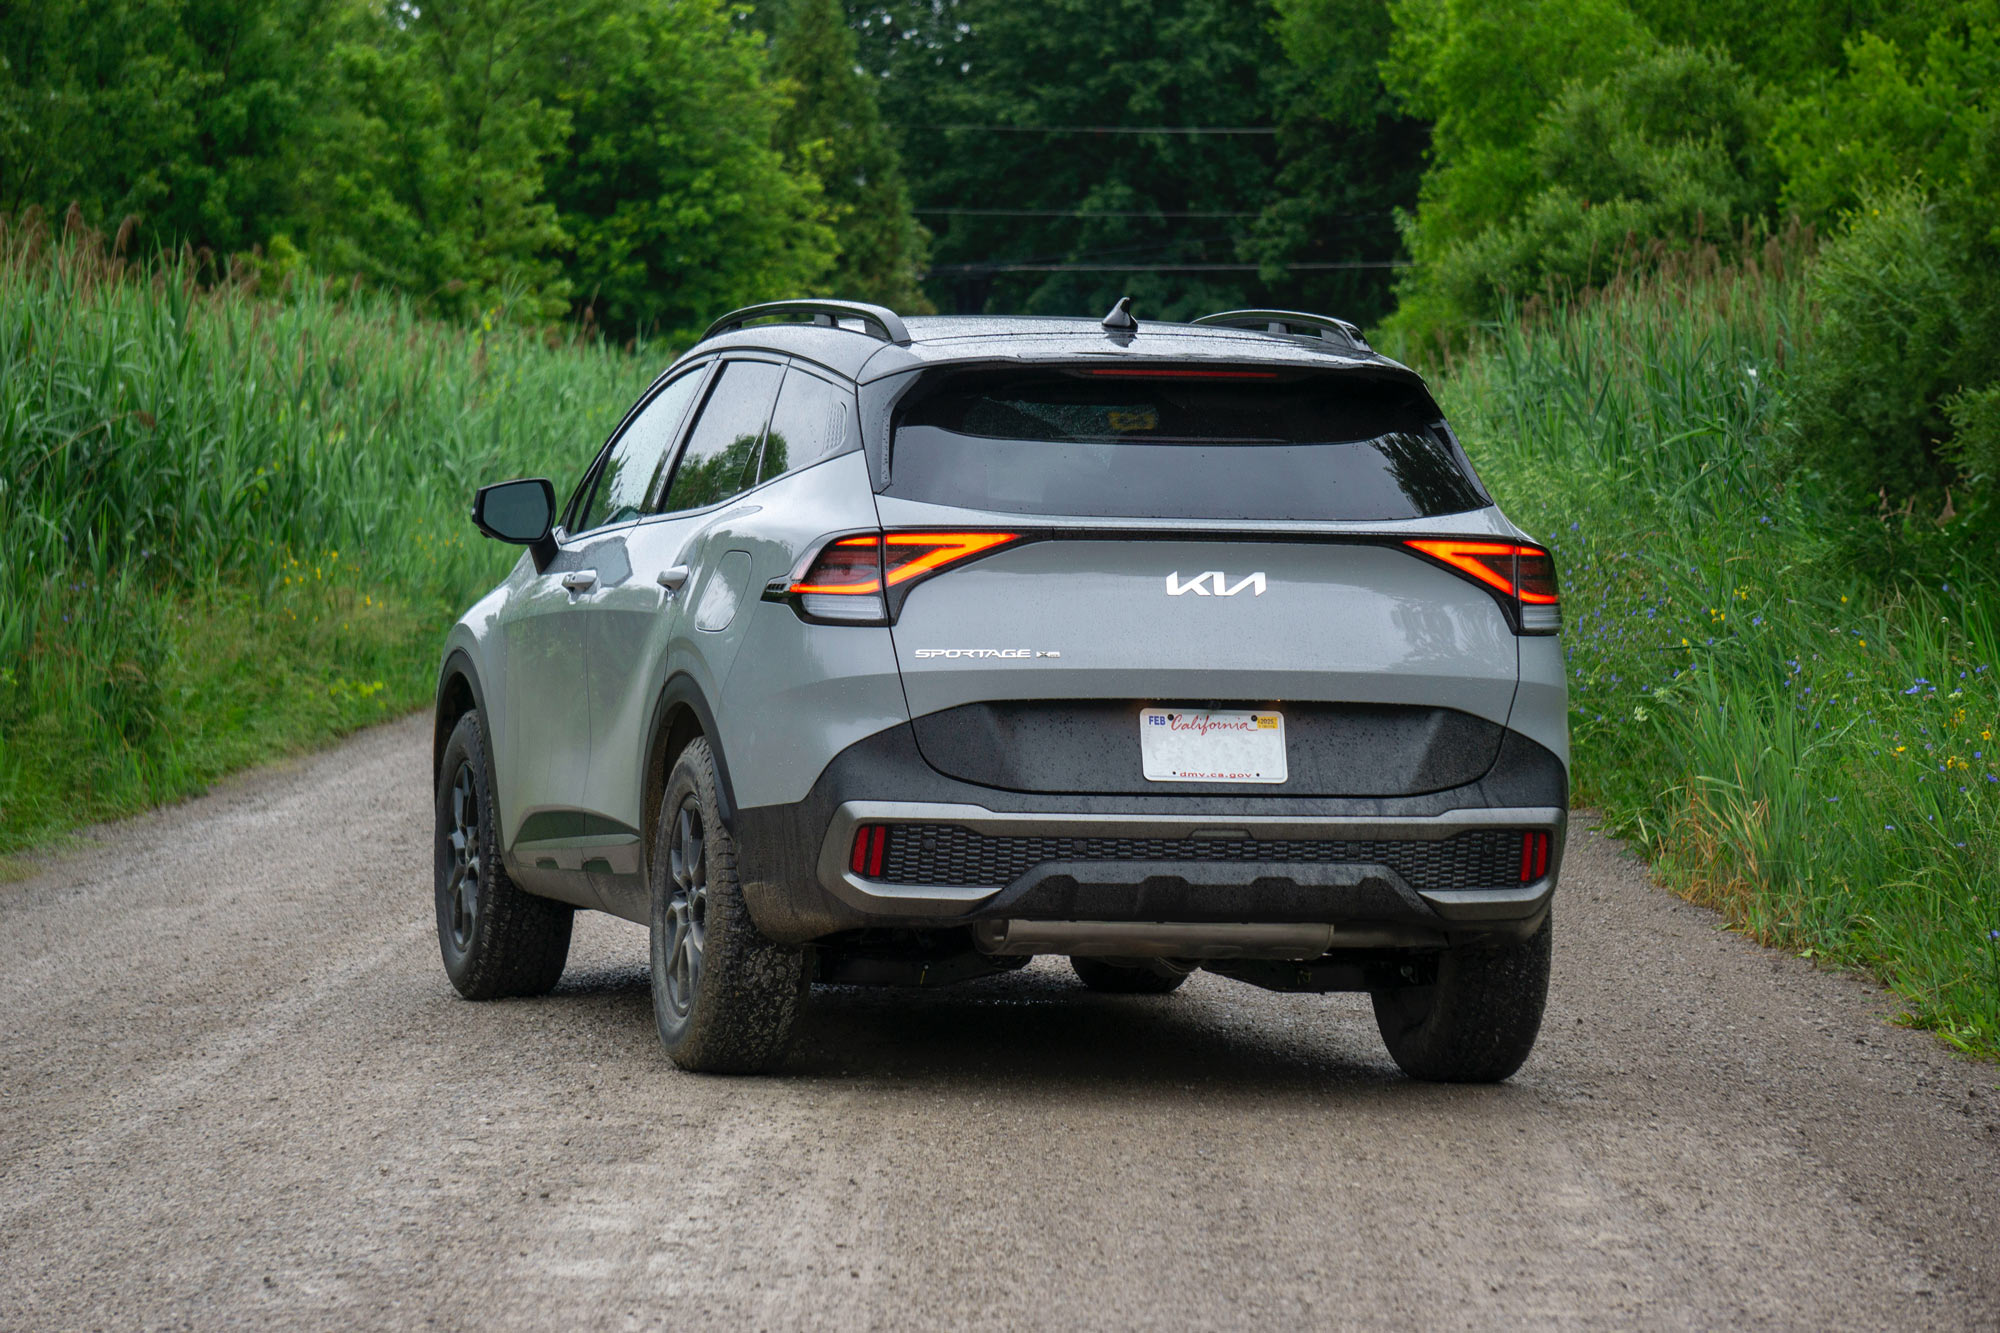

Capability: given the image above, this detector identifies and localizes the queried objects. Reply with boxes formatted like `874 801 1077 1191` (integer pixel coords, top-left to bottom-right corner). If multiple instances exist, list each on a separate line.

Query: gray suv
433 299 1567 1080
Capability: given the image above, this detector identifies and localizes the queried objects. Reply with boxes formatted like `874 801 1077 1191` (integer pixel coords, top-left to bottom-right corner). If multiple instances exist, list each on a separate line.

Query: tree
855 0 1323 320
762 0 931 311
0 0 334 258
542 0 836 339
298 0 574 321
1248 0 1429 328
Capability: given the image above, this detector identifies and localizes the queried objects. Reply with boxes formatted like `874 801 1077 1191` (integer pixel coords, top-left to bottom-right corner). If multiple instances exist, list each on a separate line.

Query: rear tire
1370 914 1551 1083
650 738 809 1073
1069 956 1191 994
435 710 573 999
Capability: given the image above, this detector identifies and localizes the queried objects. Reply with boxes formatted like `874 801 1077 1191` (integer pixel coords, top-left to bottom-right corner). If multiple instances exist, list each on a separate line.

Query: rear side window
760 365 852 483
659 359 783 514
886 370 1484 521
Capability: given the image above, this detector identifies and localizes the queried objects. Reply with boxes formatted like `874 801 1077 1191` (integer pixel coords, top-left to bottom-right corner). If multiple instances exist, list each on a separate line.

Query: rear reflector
1404 539 1561 634
849 824 888 878
1518 831 1551 883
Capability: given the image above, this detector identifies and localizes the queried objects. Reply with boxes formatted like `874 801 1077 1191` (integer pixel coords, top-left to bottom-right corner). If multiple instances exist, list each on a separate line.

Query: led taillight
1404 539 1561 634
786 531 1021 623
793 535 884 595
1518 831 1551 883
849 824 888 878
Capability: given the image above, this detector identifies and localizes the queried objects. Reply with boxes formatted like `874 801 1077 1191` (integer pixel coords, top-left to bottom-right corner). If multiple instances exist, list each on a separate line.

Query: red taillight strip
1404 539 1559 606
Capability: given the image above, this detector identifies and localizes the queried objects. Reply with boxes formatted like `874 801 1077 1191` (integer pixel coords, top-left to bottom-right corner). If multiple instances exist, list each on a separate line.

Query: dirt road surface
3 716 1997 1330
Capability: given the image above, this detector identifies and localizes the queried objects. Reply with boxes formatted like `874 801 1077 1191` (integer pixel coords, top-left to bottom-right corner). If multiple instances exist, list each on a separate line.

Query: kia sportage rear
433 300 1566 1082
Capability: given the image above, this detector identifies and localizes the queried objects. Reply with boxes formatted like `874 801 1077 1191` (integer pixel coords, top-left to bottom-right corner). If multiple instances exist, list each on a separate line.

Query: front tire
434 711 573 999
1370 914 1551 1083
650 738 809 1073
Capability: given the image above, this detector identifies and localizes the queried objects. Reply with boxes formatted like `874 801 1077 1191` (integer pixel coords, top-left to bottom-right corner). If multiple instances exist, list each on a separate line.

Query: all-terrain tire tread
653 738 809 1074
1371 914 1551 1083
437 712 573 1000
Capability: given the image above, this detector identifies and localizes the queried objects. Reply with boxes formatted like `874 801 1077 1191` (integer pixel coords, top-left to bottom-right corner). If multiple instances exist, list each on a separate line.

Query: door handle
656 565 691 593
560 570 598 594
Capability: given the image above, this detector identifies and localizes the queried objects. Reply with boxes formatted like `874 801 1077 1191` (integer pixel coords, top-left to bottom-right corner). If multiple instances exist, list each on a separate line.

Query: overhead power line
930 261 1411 273
917 207 1266 218
918 124 1279 135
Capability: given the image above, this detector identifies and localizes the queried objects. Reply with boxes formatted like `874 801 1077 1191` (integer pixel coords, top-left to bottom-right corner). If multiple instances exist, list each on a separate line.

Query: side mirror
472 478 557 567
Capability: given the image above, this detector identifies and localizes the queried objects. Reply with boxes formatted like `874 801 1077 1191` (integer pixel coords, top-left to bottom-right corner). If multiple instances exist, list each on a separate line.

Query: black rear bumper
732 722 1567 947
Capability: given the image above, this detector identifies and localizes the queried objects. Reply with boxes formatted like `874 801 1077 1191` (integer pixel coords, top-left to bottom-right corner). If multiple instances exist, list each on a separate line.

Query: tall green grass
0 217 655 855
1440 242 2000 1055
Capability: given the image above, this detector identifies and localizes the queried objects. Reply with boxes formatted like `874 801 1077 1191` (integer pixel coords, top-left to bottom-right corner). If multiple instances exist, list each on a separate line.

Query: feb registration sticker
1139 708 1287 784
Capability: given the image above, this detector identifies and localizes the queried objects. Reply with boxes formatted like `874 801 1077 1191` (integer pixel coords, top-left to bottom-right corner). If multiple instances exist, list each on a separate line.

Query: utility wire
919 124 1279 135
917 207 1267 218
930 261 1410 273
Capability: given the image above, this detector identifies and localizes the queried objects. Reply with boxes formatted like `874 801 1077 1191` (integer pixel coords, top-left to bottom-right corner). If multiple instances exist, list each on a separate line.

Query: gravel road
3 716 1997 1330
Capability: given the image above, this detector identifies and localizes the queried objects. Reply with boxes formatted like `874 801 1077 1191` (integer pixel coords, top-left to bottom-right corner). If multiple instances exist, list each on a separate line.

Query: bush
1386 45 1777 346
1786 135 2000 506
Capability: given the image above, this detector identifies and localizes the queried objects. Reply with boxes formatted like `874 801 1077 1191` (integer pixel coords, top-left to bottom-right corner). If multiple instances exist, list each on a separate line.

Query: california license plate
1139 708 1288 783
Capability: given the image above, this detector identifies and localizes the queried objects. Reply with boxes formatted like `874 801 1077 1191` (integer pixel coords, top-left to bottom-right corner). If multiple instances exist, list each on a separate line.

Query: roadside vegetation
0 215 651 856
1443 239 2000 1055
2 0 1996 1048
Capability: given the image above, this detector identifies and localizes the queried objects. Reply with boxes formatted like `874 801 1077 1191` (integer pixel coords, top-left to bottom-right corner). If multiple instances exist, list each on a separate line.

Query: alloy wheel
661 799 708 1020
443 761 481 950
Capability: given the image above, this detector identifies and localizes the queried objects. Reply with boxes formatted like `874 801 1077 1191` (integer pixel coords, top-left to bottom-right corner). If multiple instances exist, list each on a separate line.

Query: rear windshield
885 370 1485 521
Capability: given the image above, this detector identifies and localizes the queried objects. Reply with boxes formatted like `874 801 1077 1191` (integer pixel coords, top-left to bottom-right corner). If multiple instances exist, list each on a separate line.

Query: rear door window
658 359 784 514
886 370 1484 521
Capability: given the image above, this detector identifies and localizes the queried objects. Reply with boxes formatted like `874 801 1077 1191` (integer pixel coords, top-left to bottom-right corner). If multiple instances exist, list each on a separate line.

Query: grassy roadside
0 220 656 857
1439 245 2000 1057
5 221 1996 1057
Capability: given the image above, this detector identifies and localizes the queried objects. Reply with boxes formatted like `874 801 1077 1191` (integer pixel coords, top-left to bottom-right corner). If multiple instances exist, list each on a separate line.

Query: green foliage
763 0 931 311
1445 254 2000 1057
546 0 836 340
1251 0 1429 326
859 0 1378 319
1773 25 2000 226
1381 0 1651 244
1786 107 2000 505
300 0 574 322
0 0 333 256
1393 45 1776 342
0 220 655 852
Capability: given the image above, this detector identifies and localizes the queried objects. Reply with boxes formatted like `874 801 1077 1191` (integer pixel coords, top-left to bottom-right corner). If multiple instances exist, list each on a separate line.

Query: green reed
1442 244 2000 1056
0 218 655 854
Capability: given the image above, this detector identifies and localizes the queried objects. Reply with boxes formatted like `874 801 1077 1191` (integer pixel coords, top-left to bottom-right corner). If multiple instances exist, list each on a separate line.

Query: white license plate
1139 708 1287 783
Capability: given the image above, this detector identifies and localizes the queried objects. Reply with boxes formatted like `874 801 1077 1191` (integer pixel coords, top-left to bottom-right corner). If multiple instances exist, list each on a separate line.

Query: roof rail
1190 308 1370 353
700 299 912 348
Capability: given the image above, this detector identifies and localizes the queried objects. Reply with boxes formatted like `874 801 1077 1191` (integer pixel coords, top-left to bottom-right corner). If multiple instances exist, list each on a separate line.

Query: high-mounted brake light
779 531 1023 624
1086 368 1278 380
1404 539 1561 634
